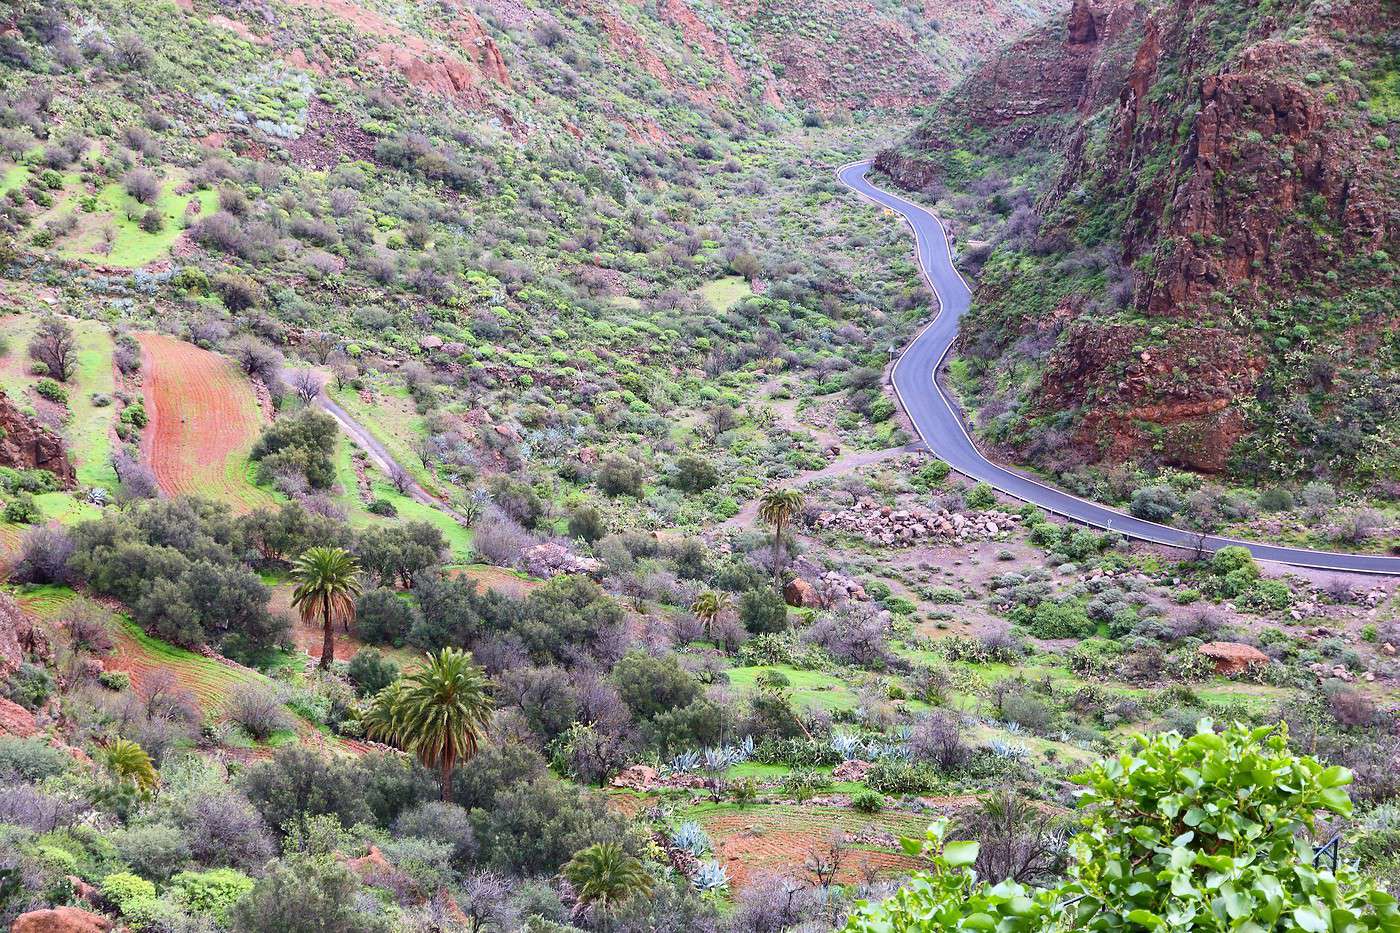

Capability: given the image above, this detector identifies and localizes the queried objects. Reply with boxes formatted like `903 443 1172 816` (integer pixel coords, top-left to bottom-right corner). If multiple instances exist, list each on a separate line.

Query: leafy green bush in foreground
846 721 1400 931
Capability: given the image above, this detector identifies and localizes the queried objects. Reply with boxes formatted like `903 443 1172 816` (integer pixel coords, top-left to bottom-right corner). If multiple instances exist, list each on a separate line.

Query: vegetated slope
878 0 1399 486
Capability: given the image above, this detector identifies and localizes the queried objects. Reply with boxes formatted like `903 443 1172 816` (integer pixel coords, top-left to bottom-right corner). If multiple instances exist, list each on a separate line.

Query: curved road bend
837 160 1400 576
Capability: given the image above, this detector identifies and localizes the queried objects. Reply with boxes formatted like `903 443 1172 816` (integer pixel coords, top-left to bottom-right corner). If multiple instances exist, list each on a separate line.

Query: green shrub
0 736 73 780
3 491 41 524
848 721 1395 930
168 868 255 922
965 483 997 510
366 498 397 517
101 871 157 912
913 460 951 488
851 789 885 813
34 378 68 404
1014 599 1095 640
1240 579 1292 612
98 670 131 691
866 760 939 795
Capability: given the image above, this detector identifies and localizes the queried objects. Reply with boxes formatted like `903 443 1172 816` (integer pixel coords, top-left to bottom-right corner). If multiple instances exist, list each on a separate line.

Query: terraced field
137 332 275 510
688 802 938 888
13 584 367 756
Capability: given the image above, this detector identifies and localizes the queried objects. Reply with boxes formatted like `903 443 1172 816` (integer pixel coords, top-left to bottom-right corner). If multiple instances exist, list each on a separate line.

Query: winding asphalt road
837 160 1400 576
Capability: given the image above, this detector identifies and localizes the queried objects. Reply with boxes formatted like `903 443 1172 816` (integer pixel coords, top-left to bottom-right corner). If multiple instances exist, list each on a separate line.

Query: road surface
309 386 470 527
837 160 1400 576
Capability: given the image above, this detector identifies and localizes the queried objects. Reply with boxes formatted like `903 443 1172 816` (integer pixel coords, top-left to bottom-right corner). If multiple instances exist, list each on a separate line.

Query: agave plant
831 733 862 758
988 739 1030 760
703 746 737 772
668 750 702 773
692 860 729 892
735 735 755 761
671 821 712 857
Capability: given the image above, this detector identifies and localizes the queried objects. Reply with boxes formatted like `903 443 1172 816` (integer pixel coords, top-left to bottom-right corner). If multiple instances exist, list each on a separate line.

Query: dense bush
67 497 285 655
249 410 338 490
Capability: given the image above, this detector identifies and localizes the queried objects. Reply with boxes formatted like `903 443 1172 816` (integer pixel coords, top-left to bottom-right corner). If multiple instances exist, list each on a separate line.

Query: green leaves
942 841 979 868
846 720 1397 933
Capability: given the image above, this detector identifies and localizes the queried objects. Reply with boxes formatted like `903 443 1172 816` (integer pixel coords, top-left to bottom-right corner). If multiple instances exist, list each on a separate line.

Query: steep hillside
877 0 1400 495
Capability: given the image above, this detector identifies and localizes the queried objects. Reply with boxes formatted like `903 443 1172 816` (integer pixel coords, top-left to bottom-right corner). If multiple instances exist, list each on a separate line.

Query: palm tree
103 738 158 794
690 590 732 644
564 842 651 928
363 647 492 801
757 487 804 591
290 546 363 670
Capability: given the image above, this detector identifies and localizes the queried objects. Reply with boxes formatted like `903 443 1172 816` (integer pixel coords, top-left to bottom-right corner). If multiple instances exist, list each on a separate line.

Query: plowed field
137 332 273 510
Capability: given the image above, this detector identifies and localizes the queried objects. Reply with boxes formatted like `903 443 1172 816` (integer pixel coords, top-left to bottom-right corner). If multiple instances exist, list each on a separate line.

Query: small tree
289 546 363 669
757 487 804 592
690 590 732 645
564 842 651 928
362 647 492 801
28 317 77 381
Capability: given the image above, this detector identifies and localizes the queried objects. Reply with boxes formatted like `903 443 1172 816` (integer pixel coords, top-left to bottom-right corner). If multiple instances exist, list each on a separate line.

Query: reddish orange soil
137 332 271 510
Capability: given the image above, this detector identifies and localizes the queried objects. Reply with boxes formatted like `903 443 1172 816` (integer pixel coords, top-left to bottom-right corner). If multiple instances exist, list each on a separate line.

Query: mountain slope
877 0 1399 488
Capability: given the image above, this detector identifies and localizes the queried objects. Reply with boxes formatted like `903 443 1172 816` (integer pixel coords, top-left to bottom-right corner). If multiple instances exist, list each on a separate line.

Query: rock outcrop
0 391 75 486
878 0 1399 478
1198 641 1269 676
10 907 113 933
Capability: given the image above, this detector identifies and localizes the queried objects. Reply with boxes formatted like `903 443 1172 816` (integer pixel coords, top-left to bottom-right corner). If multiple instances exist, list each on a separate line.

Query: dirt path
719 444 922 531
312 391 471 527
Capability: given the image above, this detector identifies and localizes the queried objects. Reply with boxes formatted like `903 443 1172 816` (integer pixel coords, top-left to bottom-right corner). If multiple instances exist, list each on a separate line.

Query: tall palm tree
564 842 651 928
757 487 805 592
363 647 492 801
103 738 158 794
290 546 363 670
690 590 732 644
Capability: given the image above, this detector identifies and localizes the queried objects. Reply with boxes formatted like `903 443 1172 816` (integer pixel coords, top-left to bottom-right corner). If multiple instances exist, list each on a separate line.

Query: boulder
611 764 659 791
783 577 822 609
1198 641 1269 675
11 907 112 933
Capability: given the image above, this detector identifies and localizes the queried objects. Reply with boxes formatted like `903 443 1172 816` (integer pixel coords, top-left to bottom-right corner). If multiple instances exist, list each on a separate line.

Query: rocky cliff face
881 0 1400 482
0 391 75 486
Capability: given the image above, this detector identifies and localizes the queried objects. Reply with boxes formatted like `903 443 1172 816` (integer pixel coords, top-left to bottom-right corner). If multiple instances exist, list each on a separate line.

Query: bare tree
804 829 848 888
28 317 77 381
290 369 323 404
302 332 337 364
458 871 518 932
389 466 411 495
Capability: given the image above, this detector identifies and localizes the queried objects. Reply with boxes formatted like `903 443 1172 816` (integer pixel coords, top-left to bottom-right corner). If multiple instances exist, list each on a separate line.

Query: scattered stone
833 759 872 782
813 499 1020 549
611 765 659 791
1197 641 1269 676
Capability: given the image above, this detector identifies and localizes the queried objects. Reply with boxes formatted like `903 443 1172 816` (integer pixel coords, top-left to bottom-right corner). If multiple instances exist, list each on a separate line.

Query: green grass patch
700 276 753 311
